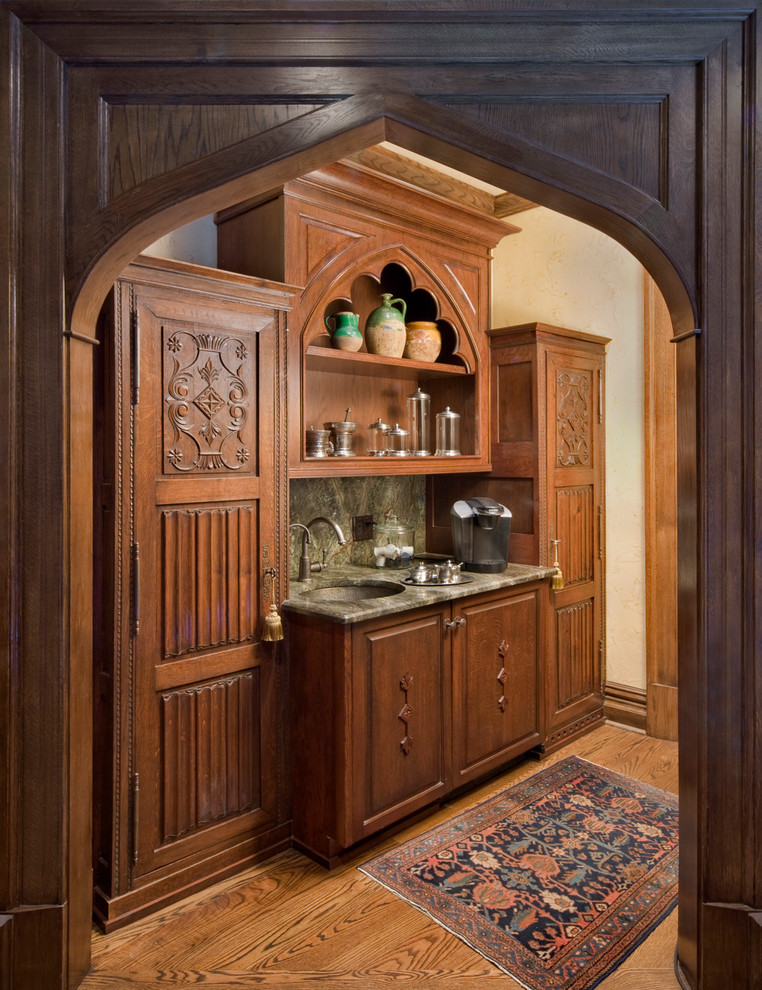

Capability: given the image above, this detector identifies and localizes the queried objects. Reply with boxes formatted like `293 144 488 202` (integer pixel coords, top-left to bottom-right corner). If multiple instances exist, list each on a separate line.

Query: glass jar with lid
406 387 431 456
435 407 460 456
385 422 410 456
366 417 389 456
373 514 414 569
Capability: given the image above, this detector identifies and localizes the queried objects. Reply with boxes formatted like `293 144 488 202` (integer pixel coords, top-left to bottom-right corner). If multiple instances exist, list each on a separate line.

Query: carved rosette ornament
556 370 591 466
163 328 255 474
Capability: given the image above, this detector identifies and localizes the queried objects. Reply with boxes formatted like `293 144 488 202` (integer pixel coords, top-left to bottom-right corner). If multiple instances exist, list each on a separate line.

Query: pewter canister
406 387 431 456
435 406 460 456
305 426 333 457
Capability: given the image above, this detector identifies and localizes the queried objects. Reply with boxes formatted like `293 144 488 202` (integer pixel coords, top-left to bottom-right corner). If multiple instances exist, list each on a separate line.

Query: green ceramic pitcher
365 293 407 358
325 311 363 352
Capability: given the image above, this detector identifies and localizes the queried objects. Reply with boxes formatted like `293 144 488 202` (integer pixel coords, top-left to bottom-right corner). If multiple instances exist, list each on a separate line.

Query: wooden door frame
644 274 679 741
1 5 760 989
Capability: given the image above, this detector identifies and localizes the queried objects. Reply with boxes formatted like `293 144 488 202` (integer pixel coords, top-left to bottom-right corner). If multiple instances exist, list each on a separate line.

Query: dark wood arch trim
1 5 760 989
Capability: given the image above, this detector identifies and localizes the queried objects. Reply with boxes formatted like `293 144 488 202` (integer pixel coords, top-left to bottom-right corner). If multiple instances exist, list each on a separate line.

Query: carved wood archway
1 5 759 989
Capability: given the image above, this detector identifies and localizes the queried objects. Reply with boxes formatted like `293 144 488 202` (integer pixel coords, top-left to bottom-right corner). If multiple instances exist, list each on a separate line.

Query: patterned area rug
360 756 678 990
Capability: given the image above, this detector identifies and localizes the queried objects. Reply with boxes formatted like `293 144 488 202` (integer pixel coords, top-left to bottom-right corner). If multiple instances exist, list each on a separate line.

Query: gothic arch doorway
4 7 757 988
78 110 693 961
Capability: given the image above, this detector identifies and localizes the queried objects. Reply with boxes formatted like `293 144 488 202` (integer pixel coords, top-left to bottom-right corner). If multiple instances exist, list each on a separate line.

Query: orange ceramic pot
404 321 441 363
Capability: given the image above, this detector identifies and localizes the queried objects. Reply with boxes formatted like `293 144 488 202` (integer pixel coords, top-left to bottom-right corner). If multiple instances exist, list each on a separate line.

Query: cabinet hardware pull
444 616 466 630
131 542 140 636
598 504 603 560
131 307 140 405
131 772 140 867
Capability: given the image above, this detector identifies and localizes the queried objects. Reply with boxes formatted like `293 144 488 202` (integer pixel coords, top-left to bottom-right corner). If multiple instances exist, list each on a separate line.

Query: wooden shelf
305 343 470 380
292 454 490 478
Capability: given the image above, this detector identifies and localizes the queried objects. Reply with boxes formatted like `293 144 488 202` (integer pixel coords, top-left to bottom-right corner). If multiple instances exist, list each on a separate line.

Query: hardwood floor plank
82 725 679 990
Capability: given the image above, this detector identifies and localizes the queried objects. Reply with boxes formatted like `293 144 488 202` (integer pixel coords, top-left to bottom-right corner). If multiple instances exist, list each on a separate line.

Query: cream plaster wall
492 207 646 690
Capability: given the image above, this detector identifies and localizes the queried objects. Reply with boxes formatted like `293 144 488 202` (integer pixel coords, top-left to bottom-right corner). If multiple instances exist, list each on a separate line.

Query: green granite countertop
282 562 554 624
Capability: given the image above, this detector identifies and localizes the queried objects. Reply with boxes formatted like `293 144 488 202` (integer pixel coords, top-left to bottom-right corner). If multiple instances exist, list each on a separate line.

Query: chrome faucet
291 517 348 581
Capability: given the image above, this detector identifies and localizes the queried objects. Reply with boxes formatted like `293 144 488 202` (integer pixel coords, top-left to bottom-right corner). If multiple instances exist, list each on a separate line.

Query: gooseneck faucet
307 516 348 548
290 523 317 581
292 517 348 581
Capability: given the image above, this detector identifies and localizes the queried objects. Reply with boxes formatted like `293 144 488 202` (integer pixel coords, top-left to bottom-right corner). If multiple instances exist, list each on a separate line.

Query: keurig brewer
451 497 512 573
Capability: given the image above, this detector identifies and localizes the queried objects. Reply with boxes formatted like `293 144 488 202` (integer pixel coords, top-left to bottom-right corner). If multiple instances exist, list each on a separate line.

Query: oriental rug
360 756 678 990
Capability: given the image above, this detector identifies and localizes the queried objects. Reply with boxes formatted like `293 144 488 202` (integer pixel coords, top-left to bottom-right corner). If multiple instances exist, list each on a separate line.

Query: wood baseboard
604 681 647 732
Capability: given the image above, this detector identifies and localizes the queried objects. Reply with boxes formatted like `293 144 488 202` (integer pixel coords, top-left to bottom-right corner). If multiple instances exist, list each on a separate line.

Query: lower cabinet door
351 607 450 839
451 588 542 787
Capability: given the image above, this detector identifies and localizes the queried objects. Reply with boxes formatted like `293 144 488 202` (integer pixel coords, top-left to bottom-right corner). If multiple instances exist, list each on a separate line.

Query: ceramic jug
365 293 407 358
325 311 363 352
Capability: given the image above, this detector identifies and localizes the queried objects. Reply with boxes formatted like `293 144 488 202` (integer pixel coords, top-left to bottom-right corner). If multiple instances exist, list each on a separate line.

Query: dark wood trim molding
1 4 761 988
644 273 679 742
604 682 647 733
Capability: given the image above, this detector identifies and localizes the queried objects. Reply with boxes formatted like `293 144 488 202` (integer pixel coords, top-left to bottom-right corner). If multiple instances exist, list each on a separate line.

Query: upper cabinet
216 158 519 476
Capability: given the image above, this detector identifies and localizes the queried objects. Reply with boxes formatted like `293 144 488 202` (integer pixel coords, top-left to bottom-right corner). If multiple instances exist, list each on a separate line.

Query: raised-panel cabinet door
129 277 281 890
352 609 450 840
451 590 541 786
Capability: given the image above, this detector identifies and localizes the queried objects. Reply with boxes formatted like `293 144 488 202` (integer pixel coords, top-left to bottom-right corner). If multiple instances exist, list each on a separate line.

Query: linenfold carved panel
555 599 595 707
555 486 594 585
160 671 261 842
163 506 256 658
556 369 592 466
163 323 257 474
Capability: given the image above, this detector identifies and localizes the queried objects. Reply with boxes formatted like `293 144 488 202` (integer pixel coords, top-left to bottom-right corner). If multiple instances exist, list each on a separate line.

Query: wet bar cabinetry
287 580 544 867
486 324 609 753
216 160 517 476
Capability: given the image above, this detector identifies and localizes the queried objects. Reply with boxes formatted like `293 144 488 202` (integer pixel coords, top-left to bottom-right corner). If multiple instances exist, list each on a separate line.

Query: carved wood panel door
544 344 605 743
95 257 292 928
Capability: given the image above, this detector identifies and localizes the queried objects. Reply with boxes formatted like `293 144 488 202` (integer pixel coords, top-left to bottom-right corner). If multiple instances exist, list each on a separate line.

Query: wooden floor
81 724 680 989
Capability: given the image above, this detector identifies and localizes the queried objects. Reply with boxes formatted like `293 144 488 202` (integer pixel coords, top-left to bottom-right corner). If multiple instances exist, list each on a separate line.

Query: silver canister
305 426 334 457
325 420 357 456
435 407 461 456
406 387 431 456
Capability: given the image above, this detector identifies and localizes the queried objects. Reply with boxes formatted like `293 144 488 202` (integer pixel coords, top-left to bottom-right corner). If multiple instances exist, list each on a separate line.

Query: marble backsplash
289 475 426 577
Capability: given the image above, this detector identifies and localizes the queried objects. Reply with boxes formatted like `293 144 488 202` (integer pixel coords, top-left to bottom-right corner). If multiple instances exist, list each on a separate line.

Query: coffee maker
451 497 512 573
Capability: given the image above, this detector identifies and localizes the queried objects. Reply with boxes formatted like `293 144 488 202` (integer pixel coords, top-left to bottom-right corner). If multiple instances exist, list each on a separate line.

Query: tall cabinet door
483 323 608 755
544 343 606 748
94 257 293 930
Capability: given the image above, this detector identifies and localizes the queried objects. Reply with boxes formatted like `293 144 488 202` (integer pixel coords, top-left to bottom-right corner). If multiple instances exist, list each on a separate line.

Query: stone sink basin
298 582 405 603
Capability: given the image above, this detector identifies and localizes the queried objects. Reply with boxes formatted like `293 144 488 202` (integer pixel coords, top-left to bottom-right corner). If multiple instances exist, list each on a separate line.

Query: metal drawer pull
444 616 466 630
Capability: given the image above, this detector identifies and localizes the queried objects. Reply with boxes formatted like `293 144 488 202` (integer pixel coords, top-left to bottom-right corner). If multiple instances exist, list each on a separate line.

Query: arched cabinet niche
215 159 519 476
